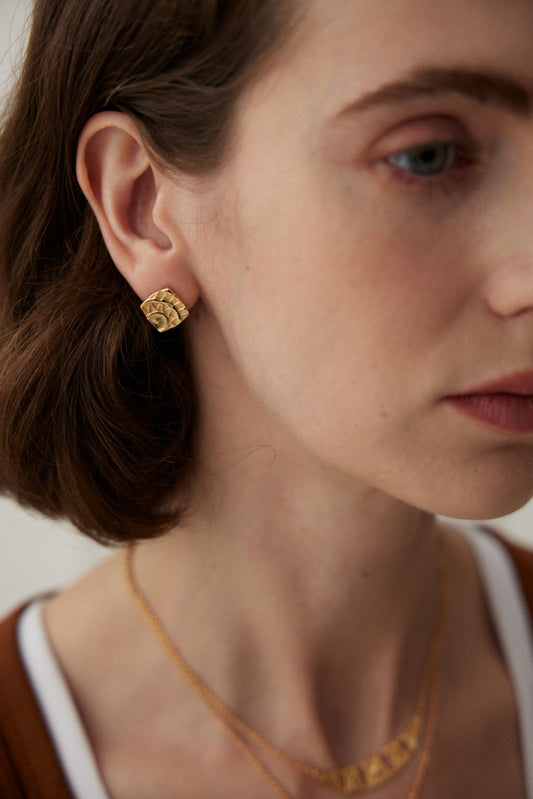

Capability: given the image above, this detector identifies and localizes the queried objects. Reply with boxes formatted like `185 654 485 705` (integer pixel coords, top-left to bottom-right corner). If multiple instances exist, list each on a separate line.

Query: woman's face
185 0 533 518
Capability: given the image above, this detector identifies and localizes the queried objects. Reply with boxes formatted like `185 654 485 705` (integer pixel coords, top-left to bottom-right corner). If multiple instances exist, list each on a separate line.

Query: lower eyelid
373 151 484 201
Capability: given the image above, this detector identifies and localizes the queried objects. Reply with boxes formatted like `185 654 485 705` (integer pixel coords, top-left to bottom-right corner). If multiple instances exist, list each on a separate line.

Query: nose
480 134 533 318
483 258 533 318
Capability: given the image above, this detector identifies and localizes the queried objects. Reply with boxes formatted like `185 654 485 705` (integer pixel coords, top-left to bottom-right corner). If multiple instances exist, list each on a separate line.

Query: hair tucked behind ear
0 0 296 544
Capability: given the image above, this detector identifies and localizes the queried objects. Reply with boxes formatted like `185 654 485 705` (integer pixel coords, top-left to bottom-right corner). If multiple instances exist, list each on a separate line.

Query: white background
0 0 532 617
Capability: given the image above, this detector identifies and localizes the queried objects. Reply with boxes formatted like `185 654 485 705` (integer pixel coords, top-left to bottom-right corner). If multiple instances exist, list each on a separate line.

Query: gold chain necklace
125 544 446 799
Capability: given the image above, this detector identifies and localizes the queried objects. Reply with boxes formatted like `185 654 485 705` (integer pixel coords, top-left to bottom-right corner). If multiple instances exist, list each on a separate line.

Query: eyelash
383 138 483 196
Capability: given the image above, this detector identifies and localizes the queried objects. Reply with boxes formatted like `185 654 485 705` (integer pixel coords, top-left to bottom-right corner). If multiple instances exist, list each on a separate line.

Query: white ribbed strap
462 526 533 797
18 600 110 799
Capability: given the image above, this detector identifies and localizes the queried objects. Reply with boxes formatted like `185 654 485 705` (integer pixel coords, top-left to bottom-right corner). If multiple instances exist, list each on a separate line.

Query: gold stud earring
140 288 190 332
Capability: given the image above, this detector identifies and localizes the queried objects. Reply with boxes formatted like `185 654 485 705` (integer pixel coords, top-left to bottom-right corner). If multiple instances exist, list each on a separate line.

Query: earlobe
76 111 198 304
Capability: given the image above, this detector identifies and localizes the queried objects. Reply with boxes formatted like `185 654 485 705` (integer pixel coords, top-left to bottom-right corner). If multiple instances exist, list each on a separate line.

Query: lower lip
447 393 533 434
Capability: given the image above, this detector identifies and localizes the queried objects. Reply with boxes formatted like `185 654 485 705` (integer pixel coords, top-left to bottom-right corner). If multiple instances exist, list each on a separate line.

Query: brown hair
0 0 297 544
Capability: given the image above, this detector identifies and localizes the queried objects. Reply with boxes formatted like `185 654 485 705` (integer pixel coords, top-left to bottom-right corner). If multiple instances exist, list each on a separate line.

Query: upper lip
450 371 533 397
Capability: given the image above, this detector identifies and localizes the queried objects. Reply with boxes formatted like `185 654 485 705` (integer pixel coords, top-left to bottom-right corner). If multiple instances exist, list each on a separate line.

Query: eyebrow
339 67 530 117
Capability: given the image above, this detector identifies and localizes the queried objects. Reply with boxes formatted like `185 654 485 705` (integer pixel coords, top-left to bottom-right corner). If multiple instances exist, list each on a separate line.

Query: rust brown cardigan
1 537 533 799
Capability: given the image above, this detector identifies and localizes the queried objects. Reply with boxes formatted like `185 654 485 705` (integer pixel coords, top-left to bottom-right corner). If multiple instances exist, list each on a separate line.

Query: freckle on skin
245 265 251 272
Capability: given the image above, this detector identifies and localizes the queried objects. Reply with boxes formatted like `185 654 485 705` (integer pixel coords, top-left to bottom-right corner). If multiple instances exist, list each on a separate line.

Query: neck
135 446 441 760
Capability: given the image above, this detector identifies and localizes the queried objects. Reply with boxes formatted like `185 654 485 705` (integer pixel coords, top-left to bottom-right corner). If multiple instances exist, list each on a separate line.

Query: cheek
220 216 460 449
205 143 475 462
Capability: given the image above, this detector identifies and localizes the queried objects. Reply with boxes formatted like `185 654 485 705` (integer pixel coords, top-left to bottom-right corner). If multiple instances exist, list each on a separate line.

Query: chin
403 452 533 522
415 442 533 521
423 483 533 522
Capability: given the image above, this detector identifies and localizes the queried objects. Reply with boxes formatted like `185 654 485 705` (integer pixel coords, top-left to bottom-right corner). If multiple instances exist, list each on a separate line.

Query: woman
1 0 533 796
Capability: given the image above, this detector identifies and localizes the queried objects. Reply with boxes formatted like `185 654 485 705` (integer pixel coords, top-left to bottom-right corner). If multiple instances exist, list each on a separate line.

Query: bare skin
45 523 524 798
45 0 533 796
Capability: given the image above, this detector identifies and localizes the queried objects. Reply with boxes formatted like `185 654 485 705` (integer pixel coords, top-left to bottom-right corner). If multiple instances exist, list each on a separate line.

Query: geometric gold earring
140 288 190 332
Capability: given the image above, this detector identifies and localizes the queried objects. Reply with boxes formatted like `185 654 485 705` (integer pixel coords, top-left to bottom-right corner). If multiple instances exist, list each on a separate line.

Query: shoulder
0 603 74 798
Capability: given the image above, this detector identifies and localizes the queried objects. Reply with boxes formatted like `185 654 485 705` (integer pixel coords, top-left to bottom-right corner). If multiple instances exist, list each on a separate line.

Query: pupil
412 145 448 174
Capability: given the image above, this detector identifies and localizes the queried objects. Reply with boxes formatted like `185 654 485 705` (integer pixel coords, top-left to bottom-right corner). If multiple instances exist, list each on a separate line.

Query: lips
446 371 533 434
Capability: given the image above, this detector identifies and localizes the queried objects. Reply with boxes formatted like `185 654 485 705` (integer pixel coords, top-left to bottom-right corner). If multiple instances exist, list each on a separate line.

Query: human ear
76 111 199 305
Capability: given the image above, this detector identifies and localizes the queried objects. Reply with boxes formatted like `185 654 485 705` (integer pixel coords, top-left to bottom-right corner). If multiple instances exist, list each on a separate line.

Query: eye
387 142 456 177
380 136 484 196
